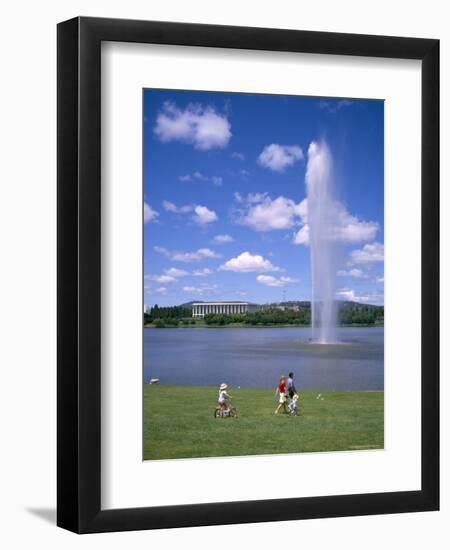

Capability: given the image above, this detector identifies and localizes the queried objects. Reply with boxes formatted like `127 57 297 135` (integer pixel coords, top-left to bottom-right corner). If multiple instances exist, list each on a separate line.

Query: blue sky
143 89 384 307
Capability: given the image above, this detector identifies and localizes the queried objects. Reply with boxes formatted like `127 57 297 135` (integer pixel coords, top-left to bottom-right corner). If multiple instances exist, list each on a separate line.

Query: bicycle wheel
229 407 237 418
214 407 221 418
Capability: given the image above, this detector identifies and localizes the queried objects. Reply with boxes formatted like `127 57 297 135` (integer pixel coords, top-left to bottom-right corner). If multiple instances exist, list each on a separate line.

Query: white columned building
192 301 259 318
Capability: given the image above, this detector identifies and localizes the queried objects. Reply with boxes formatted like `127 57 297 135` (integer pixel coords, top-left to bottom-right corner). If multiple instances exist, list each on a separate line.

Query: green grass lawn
143 385 384 460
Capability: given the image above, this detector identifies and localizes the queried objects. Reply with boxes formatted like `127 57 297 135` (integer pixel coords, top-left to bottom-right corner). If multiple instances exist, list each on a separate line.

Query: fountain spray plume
305 140 340 344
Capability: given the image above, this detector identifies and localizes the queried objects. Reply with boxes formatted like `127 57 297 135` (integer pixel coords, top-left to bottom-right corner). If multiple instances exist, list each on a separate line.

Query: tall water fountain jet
306 141 339 344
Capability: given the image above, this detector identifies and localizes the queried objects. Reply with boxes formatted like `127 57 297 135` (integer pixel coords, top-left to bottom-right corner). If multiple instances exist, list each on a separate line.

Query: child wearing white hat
218 383 232 413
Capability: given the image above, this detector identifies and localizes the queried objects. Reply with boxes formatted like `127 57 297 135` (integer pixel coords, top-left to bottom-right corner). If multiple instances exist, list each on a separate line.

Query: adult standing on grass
274 375 288 414
286 372 297 399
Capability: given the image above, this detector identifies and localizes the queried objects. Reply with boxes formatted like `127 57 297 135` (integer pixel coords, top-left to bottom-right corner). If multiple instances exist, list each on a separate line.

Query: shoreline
144 323 384 329
145 383 384 392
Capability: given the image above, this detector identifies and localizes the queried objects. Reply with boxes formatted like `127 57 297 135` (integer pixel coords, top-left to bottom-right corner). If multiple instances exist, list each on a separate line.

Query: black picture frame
57 16 439 533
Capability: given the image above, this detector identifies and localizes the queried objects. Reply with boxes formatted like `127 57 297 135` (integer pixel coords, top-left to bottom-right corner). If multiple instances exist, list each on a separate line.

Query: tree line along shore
144 302 384 328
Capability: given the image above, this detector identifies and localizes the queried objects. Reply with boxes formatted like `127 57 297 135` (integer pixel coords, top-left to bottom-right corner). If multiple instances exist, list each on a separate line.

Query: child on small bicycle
218 383 232 413
287 393 299 415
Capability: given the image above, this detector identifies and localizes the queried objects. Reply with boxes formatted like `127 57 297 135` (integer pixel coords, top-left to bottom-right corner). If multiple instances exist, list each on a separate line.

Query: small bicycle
214 402 238 418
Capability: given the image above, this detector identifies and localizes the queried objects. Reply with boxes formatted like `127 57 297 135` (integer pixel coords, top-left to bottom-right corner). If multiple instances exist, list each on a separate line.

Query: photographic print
143 89 384 461
57 18 439 531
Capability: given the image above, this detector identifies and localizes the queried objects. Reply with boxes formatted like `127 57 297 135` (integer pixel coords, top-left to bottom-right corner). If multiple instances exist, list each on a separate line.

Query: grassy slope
143 385 384 460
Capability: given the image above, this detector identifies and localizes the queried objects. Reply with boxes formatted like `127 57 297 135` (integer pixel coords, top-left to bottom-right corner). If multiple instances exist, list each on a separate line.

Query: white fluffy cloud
162 200 193 214
292 200 379 246
336 288 357 300
150 274 176 284
144 202 159 223
234 192 378 245
162 200 217 225
145 267 188 284
219 251 280 273
258 144 304 172
337 268 368 279
336 287 384 305
235 194 306 232
154 102 231 150
293 225 309 245
256 275 298 287
213 234 234 244
182 283 218 295
154 246 221 262
192 268 213 277
165 267 189 278
179 171 223 187
349 242 384 264
234 192 268 205
335 206 379 243
192 205 218 225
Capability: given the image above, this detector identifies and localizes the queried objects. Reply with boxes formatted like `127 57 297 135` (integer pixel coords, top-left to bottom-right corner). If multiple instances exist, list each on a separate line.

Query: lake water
144 326 384 391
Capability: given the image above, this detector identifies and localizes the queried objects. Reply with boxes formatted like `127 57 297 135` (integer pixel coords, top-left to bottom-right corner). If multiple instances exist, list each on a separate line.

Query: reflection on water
143 327 384 391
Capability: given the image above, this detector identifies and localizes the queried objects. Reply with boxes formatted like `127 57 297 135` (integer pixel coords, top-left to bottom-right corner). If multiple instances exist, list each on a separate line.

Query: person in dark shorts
286 372 297 399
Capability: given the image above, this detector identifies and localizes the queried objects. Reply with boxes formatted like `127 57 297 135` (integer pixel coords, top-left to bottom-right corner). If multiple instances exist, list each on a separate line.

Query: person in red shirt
274 375 288 414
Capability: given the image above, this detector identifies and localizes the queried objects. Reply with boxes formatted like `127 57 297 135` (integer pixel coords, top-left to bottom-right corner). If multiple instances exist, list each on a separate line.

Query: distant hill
336 300 383 311
264 300 383 310
264 300 311 309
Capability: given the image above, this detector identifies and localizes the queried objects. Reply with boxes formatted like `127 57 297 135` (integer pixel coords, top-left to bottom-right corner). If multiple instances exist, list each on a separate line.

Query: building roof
192 300 258 306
